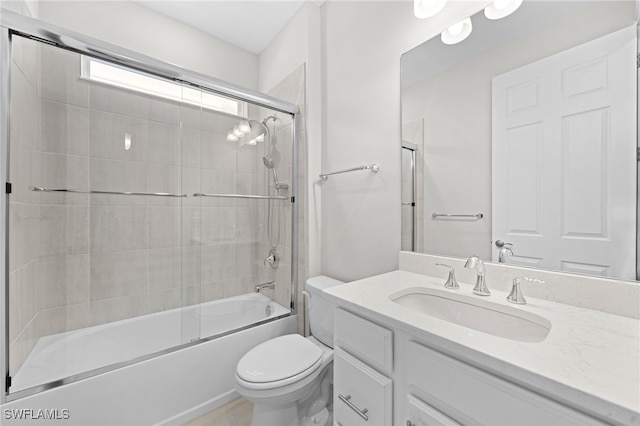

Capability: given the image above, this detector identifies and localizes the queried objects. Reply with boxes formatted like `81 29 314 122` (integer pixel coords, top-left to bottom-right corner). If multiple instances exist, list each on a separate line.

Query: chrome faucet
254 281 275 293
495 240 513 264
507 277 545 305
435 263 460 290
464 255 490 296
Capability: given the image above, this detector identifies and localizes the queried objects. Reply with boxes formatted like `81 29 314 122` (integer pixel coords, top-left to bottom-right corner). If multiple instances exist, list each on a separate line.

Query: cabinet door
407 341 606 425
335 308 393 375
334 348 392 426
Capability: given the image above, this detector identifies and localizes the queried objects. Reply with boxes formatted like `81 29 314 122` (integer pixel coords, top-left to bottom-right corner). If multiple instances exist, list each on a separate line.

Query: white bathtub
2 293 296 425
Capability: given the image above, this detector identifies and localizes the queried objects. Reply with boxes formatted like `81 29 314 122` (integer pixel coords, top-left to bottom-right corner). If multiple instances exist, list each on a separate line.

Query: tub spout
255 281 275 293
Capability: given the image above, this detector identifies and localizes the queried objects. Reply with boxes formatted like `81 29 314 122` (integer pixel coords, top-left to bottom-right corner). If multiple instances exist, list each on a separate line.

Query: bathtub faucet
255 281 275 293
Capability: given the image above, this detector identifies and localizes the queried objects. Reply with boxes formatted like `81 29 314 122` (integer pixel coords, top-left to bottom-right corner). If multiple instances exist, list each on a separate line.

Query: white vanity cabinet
334 308 393 426
333 307 608 426
402 339 607 426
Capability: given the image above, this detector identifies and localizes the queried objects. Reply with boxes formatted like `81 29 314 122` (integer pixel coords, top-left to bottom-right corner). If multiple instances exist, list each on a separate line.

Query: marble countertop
324 270 640 426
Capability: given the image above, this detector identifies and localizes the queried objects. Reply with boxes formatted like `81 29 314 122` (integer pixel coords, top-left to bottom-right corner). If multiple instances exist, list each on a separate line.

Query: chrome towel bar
30 186 187 197
432 212 484 219
319 163 379 181
193 192 288 200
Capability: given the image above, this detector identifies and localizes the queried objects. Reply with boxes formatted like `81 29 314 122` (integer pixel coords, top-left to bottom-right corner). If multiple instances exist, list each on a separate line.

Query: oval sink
390 287 551 342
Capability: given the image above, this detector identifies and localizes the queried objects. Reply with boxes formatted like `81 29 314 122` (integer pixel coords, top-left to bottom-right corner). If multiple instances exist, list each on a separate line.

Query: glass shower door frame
0 10 300 403
1 25 12 406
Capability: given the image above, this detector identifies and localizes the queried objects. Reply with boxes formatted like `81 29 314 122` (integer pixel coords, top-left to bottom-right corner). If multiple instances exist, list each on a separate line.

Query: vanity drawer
335 308 393 374
407 394 461 426
407 341 606 425
334 348 393 426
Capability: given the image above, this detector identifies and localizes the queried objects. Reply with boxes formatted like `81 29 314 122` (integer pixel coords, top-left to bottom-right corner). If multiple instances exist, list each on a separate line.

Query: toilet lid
236 334 323 383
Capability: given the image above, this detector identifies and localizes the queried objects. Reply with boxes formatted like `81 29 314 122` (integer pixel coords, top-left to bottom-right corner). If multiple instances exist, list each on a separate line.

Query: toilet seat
236 334 323 390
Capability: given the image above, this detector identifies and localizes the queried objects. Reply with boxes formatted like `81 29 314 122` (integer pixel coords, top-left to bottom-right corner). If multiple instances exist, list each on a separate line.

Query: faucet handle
435 263 460 290
507 277 545 305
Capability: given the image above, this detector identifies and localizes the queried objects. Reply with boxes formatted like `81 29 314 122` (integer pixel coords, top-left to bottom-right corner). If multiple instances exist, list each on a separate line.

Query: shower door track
0 9 300 403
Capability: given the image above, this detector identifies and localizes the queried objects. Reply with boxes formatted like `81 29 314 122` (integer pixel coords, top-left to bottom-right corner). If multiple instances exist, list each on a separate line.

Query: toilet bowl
234 276 344 426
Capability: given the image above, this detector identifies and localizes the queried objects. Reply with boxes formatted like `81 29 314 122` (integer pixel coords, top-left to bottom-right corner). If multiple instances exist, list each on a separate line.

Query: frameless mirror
401 0 639 281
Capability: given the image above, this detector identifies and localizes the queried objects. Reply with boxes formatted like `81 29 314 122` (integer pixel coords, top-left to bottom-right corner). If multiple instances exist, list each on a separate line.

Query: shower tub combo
0 10 300 425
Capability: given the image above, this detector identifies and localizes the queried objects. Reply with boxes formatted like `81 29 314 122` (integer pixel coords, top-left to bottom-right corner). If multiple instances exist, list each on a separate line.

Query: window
81 56 246 116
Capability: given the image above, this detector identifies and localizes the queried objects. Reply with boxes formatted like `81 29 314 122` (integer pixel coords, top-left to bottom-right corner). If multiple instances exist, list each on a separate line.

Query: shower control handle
264 248 279 269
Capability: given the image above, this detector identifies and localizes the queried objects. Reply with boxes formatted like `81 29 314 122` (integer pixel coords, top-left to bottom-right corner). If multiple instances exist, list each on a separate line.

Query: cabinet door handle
338 394 369 421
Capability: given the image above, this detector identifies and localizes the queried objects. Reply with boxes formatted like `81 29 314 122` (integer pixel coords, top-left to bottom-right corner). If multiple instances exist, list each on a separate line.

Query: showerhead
263 155 275 169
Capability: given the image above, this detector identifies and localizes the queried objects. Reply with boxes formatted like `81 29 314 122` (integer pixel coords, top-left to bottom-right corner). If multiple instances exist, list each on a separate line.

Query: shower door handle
402 202 415 206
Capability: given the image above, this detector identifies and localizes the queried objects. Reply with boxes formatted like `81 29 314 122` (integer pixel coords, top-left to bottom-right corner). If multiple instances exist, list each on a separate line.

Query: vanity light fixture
484 0 523 20
441 17 472 45
238 120 251 134
414 0 448 18
232 124 244 138
227 119 269 144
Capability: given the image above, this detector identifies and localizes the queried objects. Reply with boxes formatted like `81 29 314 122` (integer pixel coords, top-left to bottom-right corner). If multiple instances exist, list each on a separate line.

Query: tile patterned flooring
182 397 253 426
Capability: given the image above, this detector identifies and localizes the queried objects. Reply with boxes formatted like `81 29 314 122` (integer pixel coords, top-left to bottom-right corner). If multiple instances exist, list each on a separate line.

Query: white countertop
324 270 640 426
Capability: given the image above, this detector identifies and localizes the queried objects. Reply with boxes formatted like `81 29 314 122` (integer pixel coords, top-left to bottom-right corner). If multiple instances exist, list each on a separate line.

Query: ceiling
135 1 312 55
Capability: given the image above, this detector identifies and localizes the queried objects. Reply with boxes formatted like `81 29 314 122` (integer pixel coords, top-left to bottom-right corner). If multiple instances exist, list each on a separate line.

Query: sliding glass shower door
5 33 295 397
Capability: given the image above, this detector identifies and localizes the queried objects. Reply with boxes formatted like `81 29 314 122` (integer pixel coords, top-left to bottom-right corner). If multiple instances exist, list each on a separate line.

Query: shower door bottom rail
193 192 288 200
29 186 188 197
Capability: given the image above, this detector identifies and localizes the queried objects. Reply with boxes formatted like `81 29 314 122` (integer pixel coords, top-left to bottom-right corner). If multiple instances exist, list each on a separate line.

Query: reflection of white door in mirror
492 25 637 280
402 146 416 251
402 119 425 252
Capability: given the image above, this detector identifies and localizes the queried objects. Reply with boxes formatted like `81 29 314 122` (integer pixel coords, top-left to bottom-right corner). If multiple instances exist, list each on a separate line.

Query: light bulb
484 0 522 20
238 120 251 134
414 0 448 19
232 125 243 137
441 17 472 45
255 134 265 143
227 130 238 142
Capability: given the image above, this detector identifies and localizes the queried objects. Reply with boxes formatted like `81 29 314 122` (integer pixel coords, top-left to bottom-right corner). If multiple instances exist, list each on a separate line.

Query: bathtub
2 293 296 425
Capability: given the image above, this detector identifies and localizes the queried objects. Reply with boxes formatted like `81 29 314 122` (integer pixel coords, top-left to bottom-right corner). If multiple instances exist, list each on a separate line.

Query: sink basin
390 287 551 342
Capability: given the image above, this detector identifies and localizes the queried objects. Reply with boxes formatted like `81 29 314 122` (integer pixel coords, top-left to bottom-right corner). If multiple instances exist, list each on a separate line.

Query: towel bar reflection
319 163 379 181
432 213 484 219
30 186 187 197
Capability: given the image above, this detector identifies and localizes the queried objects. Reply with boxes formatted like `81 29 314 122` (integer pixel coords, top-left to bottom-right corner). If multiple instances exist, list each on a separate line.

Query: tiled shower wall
258 65 307 334
9 37 296 377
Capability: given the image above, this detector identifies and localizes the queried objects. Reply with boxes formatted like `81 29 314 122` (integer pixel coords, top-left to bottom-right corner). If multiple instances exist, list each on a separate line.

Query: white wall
1 0 39 18
320 0 491 282
37 0 258 89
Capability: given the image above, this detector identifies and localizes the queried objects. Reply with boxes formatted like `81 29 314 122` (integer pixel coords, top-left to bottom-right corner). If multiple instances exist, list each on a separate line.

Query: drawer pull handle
338 394 369 421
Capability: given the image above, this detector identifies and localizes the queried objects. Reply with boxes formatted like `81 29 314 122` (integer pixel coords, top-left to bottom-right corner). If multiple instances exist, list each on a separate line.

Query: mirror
401 0 639 281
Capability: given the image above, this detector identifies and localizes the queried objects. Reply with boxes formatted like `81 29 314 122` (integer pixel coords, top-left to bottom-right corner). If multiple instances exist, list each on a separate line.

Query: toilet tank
306 276 344 348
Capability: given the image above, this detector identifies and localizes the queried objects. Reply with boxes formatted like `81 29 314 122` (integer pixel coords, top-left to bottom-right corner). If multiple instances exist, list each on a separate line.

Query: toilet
235 276 344 426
